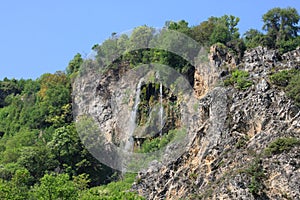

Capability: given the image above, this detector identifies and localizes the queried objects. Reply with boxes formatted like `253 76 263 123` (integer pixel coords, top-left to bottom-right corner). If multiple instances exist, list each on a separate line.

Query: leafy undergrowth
264 137 300 156
80 173 144 200
224 69 253 90
137 128 186 153
270 69 300 106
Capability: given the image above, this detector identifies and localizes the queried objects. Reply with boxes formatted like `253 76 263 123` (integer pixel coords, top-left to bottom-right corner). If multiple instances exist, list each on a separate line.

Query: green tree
17 146 58 181
30 173 78 200
263 7 300 52
0 78 24 108
129 25 155 50
166 20 191 36
120 26 155 67
0 169 31 200
286 72 300 106
190 17 218 45
221 15 240 39
38 72 72 128
94 36 119 67
244 29 265 48
210 15 240 45
47 124 114 186
66 53 83 75
48 125 82 170
210 23 231 44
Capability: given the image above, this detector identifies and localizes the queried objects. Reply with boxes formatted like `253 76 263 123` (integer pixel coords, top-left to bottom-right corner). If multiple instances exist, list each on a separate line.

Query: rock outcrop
132 47 300 199
194 44 235 98
74 46 300 199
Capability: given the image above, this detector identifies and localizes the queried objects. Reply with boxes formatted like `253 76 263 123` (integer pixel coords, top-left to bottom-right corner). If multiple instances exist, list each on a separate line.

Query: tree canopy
245 7 300 53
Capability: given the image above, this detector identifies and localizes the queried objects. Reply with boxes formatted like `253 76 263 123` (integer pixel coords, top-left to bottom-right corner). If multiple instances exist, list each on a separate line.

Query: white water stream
124 79 143 152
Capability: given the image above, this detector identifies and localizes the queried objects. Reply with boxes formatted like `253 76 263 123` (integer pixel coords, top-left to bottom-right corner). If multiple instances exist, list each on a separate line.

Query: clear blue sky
1 0 299 80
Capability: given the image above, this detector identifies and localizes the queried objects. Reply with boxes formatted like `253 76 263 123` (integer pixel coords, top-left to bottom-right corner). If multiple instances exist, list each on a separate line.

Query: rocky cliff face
132 47 300 199
74 46 300 199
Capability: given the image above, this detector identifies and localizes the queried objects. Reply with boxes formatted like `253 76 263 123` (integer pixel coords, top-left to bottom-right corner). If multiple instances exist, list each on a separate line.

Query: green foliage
73 173 90 191
38 72 72 128
0 163 25 181
227 38 246 59
47 124 113 186
0 169 32 200
30 173 78 200
241 7 300 53
210 15 240 45
262 7 300 53
48 125 80 166
191 15 241 47
190 17 218 46
17 146 58 181
243 157 266 195
67 53 83 75
276 36 300 54
286 73 300 106
94 34 125 67
235 135 250 149
224 69 253 90
129 26 155 50
270 69 300 105
210 23 231 45
269 69 298 87
264 137 300 156
138 129 185 153
0 78 25 108
0 129 38 164
166 20 191 36
243 29 265 49
79 173 144 200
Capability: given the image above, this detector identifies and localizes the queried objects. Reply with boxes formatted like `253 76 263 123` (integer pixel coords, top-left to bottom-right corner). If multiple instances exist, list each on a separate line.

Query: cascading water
156 71 164 137
124 79 143 152
159 81 163 137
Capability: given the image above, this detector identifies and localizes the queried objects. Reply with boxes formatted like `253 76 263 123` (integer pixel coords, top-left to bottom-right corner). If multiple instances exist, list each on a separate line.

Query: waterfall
159 81 163 137
124 79 143 152
156 71 164 137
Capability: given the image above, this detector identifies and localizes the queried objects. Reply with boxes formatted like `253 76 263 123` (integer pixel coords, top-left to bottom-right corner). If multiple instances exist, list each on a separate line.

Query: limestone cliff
73 46 300 199
132 47 300 199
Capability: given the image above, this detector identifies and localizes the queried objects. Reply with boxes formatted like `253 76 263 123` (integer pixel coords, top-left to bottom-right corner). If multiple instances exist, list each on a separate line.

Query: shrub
264 137 300 156
286 73 300 106
235 136 250 149
269 69 298 87
79 173 144 200
138 129 186 153
224 69 253 90
30 173 78 200
138 130 175 153
269 69 300 106
243 157 266 195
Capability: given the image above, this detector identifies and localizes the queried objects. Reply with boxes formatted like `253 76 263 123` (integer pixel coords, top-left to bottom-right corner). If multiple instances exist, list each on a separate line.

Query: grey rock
131 47 300 200
74 46 300 200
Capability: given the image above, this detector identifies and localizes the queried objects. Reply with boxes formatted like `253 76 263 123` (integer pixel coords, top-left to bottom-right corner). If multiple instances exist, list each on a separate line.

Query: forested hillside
0 7 299 199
